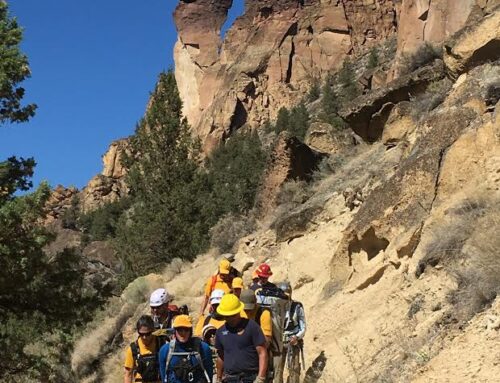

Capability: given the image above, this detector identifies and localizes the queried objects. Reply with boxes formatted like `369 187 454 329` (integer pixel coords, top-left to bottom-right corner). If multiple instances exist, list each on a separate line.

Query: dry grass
418 196 500 324
449 207 500 322
209 212 257 253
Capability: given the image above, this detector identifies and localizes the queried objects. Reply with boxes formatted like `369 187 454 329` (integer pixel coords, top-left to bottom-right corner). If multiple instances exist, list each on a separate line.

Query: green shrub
79 197 130 243
337 58 361 103
275 103 310 141
367 47 379 69
400 42 442 75
205 130 267 218
307 78 321 102
61 194 80 230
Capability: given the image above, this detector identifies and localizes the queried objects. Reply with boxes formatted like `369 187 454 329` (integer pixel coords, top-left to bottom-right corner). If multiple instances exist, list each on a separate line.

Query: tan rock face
101 138 129 179
381 101 415 145
174 0 399 152
390 0 496 78
44 185 79 224
256 133 323 215
81 139 129 212
444 8 500 77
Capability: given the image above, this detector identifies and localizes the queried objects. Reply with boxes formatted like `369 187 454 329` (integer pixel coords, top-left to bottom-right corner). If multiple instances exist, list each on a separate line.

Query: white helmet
209 289 225 305
150 288 170 307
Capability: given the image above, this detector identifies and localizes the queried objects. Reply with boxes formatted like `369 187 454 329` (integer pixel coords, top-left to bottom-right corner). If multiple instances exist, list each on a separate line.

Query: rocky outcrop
81 139 129 212
174 0 399 152
381 101 414 146
331 60 500 286
389 0 498 78
444 6 500 77
340 59 445 142
305 121 356 153
173 0 499 151
256 132 323 215
44 185 79 224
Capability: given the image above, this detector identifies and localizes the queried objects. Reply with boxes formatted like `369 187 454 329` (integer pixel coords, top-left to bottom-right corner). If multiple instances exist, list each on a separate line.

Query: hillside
63 2 500 383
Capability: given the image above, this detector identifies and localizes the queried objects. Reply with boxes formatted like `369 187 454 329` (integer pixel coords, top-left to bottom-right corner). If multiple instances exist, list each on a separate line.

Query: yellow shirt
194 314 226 337
204 274 231 297
242 307 272 337
124 337 160 382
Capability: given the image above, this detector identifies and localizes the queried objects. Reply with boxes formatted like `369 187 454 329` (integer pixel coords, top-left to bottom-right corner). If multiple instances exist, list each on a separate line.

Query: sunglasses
138 331 153 337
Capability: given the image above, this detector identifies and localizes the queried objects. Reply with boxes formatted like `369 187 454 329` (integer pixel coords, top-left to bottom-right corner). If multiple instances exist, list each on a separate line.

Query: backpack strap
192 338 211 383
130 340 140 367
255 306 265 326
165 338 177 373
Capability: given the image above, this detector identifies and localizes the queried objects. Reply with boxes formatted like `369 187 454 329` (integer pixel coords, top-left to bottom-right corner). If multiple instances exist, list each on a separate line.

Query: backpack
284 301 304 334
255 287 290 355
130 337 161 382
165 338 210 383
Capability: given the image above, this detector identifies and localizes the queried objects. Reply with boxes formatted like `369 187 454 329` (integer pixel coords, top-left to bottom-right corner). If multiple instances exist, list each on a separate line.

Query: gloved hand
253 376 266 383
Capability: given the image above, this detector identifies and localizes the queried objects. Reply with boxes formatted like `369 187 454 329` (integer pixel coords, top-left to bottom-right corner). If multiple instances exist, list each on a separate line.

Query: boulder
444 7 500 77
381 101 415 146
305 122 354 154
340 60 445 142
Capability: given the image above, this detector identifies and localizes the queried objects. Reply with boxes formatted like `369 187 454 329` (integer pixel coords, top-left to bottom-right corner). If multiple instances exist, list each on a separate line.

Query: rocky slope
173 0 498 152
70 4 500 382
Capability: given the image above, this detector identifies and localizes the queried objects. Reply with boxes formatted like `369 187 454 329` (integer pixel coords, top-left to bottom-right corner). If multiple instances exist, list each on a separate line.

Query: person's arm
158 344 168 383
200 277 211 314
255 345 268 380
216 354 224 382
123 346 134 383
295 303 306 340
124 368 133 383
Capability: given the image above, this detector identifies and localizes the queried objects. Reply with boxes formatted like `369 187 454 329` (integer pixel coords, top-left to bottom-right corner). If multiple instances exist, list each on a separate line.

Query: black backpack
165 337 210 383
130 337 160 382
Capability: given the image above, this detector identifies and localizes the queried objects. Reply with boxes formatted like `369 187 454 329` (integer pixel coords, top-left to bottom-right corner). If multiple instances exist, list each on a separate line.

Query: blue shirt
159 338 213 383
215 319 266 375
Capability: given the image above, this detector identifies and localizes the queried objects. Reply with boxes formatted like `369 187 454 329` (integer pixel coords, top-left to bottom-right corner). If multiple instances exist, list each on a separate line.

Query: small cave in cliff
229 99 248 133
259 6 273 19
348 227 390 263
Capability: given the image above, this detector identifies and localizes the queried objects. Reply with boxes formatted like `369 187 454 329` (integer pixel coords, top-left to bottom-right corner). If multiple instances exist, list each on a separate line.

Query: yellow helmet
216 294 244 316
232 277 244 289
173 315 193 328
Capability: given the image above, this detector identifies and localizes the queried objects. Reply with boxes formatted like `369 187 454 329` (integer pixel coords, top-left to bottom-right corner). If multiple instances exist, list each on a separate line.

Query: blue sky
1 0 244 190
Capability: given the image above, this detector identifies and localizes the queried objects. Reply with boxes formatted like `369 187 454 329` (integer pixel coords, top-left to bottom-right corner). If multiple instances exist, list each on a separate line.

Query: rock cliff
173 0 498 151
71 5 500 382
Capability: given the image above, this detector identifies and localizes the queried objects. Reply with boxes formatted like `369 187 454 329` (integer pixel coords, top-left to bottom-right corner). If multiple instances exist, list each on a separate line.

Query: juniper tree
0 1 37 124
115 71 210 281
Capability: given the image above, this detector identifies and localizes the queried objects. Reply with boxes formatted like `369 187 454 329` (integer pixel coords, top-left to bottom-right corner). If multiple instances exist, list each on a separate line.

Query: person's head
149 288 171 320
256 263 273 284
209 289 225 313
278 281 292 298
216 293 244 327
136 315 155 345
173 314 193 343
240 289 257 314
232 277 244 298
218 259 232 283
202 324 217 346
251 270 259 283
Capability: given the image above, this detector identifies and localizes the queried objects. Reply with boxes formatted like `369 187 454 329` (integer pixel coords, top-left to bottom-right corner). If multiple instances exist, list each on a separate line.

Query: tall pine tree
115 71 210 281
